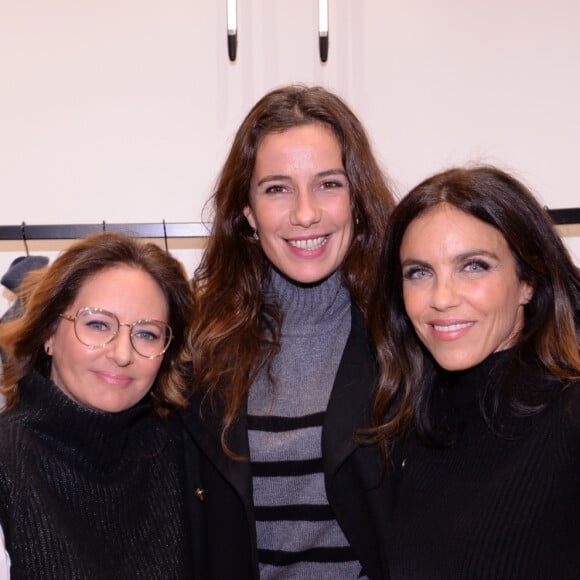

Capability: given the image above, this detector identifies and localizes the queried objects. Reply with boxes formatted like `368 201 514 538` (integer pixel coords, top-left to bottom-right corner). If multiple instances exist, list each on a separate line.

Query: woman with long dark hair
369 166 580 579
182 84 396 579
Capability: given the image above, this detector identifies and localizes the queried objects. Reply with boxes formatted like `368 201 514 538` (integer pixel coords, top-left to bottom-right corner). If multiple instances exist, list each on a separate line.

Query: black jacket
181 306 392 580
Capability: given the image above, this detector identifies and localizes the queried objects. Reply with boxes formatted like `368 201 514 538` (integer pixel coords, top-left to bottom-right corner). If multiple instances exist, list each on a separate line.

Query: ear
44 337 54 356
519 281 534 305
243 205 256 231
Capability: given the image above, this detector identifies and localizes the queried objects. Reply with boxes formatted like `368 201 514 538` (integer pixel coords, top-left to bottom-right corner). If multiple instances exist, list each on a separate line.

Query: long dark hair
367 165 580 455
187 84 396 454
0 232 194 416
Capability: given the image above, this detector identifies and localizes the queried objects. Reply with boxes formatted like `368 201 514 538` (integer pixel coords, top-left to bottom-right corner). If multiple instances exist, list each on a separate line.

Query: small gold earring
253 230 259 241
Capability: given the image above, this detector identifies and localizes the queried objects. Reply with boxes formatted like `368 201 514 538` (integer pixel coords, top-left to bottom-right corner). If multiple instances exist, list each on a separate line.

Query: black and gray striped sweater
248 269 367 579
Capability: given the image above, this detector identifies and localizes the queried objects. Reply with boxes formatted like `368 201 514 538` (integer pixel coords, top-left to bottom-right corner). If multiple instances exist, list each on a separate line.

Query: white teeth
433 322 474 332
288 236 328 250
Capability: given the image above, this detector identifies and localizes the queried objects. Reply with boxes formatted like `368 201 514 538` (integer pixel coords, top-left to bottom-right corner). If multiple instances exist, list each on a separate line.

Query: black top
0 372 191 579
385 351 580 580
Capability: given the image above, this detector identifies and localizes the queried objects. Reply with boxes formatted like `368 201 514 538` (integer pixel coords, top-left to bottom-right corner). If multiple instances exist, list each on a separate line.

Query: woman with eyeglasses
0 232 194 579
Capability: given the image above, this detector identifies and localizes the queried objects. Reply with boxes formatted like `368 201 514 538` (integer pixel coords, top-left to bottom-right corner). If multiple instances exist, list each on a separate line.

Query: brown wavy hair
0 232 194 416
367 165 580 458
187 84 396 455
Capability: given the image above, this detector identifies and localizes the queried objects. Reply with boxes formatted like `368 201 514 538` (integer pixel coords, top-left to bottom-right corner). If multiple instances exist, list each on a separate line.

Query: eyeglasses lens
130 321 171 358
75 309 118 348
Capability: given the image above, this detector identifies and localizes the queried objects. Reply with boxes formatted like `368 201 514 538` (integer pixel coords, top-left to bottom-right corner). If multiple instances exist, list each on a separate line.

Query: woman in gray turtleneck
181 85 396 580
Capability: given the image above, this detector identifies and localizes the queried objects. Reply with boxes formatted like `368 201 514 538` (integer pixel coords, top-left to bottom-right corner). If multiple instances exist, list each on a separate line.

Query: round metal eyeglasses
59 307 173 359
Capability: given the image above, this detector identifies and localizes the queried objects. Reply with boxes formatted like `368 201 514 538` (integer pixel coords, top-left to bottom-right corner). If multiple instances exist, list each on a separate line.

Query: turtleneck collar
449 349 513 388
13 372 155 473
264 268 350 332
442 350 514 417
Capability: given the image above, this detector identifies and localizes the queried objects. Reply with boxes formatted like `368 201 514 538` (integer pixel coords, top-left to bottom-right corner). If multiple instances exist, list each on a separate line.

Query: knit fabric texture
0 372 190 579
248 269 365 579
385 350 580 580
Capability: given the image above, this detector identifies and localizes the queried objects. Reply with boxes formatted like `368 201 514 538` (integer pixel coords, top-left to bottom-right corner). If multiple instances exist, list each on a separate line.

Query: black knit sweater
0 372 191 579
385 351 580 580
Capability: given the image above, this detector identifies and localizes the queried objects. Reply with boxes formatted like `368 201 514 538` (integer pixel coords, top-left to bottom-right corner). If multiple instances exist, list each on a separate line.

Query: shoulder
344 303 373 358
559 379 580 427
0 411 28 452
546 379 580 458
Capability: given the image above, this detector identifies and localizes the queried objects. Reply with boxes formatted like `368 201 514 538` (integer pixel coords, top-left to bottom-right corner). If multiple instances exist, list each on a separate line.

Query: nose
106 325 134 366
290 189 321 227
430 275 460 311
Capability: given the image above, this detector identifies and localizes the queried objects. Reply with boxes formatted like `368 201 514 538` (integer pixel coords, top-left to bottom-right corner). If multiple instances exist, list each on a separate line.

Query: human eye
87 320 109 331
132 323 163 343
264 183 287 194
463 259 491 273
319 172 348 190
320 179 343 189
81 311 115 333
402 266 431 280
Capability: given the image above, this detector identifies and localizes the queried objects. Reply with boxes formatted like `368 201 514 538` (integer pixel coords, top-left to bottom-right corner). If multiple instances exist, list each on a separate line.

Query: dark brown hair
0 232 194 416
367 165 580 456
187 84 396 454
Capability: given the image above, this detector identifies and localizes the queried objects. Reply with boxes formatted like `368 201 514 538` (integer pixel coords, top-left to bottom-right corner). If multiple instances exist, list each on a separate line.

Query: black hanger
21 222 30 256
162 219 169 252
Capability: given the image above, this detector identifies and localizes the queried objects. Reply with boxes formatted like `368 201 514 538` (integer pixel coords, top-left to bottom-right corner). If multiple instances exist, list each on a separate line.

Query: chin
432 352 486 372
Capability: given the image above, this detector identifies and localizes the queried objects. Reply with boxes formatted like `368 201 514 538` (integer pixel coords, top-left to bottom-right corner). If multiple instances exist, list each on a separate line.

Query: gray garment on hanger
1 255 49 323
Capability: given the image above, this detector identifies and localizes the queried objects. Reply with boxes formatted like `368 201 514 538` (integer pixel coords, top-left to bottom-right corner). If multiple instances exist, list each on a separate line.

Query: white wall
1 0 579 314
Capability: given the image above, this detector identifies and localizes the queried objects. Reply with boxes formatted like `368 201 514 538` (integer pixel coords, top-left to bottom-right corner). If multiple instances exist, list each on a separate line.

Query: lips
287 235 328 251
432 321 474 333
95 371 133 386
427 320 476 342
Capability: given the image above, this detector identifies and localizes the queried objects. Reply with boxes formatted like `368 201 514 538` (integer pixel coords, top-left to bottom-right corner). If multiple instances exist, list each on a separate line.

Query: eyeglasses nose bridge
115 321 136 341
108 321 134 350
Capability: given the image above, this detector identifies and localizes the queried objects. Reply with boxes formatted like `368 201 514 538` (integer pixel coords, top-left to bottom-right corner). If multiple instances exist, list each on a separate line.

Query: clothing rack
0 222 209 241
549 208 580 225
0 208 579 242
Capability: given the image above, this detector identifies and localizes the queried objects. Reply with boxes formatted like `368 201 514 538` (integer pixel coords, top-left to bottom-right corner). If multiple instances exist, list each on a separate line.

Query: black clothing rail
550 208 580 225
0 209 579 241
0 222 210 241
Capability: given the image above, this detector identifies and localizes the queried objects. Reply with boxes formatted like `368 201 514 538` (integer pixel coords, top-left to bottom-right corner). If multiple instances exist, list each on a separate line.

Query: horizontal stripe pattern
248 426 322 462
250 411 362 577
255 504 335 522
247 412 326 431
259 561 366 579
260 546 356 566
252 457 322 477
255 519 353 550
248 270 362 577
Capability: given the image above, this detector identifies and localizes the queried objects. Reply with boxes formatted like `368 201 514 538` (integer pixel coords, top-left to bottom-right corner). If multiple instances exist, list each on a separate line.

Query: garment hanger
21 222 30 257
162 219 169 252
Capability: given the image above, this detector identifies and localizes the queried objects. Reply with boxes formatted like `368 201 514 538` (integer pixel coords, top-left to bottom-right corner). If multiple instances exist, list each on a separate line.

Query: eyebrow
256 168 347 187
401 250 500 268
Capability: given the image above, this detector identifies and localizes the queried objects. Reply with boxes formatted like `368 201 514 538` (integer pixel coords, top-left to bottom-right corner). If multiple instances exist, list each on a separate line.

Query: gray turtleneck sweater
247 269 365 579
